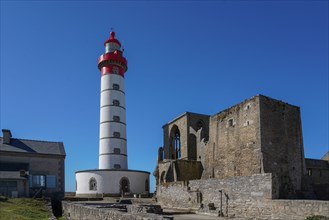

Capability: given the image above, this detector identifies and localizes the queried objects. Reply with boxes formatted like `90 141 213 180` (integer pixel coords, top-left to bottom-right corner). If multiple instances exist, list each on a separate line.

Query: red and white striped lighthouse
75 32 149 197
97 32 128 170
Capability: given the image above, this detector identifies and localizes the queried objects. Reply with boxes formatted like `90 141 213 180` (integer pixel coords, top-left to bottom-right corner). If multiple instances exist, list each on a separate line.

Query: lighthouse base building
75 32 150 198
76 170 149 198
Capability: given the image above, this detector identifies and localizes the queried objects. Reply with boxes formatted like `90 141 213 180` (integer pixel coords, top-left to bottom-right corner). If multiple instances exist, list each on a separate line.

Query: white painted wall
76 170 150 195
99 73 127 169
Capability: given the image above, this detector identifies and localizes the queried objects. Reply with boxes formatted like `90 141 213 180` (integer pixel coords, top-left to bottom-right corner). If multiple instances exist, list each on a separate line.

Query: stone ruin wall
163 115 188 160
157 174 273 218
156 173 329 219
162 112 210 161
202 95 262 180
259 95 306 198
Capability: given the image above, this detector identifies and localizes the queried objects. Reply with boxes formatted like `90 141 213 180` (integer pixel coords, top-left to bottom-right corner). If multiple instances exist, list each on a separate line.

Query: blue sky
1 1 328 192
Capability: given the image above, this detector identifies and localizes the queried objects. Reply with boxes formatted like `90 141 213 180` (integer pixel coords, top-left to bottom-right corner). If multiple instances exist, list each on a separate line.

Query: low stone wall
157 174 273 218
156 173 329 219
157 181 201 210
62 201 167 220
271 200 329 220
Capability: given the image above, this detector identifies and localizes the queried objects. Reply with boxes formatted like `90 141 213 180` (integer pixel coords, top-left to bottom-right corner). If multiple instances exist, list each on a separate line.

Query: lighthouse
98 32 128 170
75 32 150 198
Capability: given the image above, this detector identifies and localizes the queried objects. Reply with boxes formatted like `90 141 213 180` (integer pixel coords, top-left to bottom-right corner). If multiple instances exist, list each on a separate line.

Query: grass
0 196 50 220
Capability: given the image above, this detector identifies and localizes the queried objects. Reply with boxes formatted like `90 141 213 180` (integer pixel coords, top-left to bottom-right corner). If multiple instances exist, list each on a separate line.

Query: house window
114 164 121 169
46 175 56 188
30 175 46 188
113 116 120 122
113 132 120 138
113 100 120 106
228 119 234 127
113 148 121 154
113 84 120 90
89 177 97 191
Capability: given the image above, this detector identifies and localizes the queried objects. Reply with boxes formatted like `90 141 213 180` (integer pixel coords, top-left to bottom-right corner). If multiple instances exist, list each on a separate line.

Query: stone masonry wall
163 114 188 160
203 95 262 179
271 200 329 219
259 95 306 199
157 174 273 218
163 112 210 161
62 201 167 220
156 173 329 219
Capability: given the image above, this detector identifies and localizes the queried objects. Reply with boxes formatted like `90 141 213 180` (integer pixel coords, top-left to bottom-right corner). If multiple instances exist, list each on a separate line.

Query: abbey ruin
154 94 329 218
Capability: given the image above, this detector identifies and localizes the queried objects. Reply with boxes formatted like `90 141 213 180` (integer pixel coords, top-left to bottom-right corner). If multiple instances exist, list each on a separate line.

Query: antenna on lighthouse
122 40 125 52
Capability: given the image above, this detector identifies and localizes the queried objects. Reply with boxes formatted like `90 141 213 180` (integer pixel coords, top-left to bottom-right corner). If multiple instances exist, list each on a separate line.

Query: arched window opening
196 120 207 141
169 125 181 159
89 177 97 191
174 130 181 159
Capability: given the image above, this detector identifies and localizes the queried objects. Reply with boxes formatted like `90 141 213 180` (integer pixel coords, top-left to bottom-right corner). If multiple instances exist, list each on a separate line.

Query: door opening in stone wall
120 177 130 196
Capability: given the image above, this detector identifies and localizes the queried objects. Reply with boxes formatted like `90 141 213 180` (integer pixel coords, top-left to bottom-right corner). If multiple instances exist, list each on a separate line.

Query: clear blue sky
1 1 328 192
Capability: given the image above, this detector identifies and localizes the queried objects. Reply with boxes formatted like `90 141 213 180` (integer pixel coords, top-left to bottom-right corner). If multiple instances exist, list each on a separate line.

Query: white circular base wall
75 169 150 197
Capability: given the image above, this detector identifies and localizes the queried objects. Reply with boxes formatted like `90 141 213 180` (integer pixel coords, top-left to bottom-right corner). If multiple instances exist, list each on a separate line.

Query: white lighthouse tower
75 32 150 198
98 32 128 170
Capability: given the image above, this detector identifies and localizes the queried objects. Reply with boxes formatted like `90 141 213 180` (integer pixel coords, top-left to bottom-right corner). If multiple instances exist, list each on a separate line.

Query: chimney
2 129 12 144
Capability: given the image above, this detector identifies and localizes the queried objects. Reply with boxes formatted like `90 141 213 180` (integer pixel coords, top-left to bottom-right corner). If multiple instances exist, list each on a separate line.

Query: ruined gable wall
203 95 262 179
187 113 210 161
259 95 306 198
163 114 188 159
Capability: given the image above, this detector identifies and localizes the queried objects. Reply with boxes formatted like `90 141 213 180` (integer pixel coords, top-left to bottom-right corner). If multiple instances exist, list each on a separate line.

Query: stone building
0 129 66 198
154 94 329 218
305 152 329 200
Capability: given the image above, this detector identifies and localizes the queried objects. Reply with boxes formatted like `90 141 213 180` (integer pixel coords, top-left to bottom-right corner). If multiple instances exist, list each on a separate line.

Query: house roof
0 137 66 156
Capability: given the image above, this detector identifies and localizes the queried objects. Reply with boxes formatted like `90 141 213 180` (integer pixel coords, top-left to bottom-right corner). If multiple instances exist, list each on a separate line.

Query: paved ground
70 199 244 219
162 209 222 220
169 213 221 220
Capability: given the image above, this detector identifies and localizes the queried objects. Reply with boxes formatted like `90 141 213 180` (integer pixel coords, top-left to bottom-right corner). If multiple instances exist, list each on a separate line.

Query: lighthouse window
112 66 119 74
113 84 120 90
113 116 120 122
114 164 121 169
113 132 120 138
113 100 120 106
113 148 121 154
89 177 97 191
